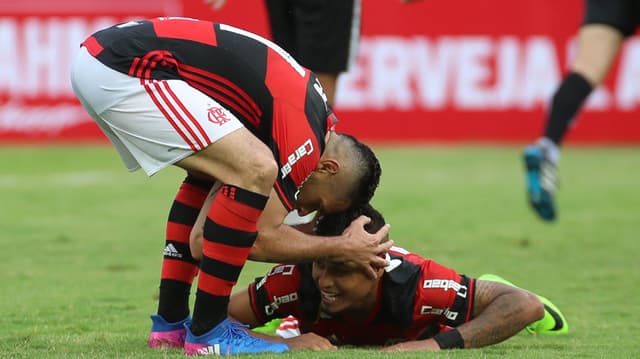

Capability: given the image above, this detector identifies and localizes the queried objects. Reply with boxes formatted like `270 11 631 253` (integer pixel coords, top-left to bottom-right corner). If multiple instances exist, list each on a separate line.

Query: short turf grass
1 145 639 358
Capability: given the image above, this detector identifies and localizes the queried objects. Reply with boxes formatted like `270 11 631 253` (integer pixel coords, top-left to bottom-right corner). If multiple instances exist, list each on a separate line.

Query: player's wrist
433 329 464 350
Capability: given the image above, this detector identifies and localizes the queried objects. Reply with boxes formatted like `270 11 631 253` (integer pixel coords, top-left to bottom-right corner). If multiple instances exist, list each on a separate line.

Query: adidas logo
197 344 222 355
163 243 182 258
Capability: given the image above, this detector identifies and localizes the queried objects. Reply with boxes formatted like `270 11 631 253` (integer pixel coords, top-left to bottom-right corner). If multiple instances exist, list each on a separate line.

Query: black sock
543 72 593 145
189 184 268 336
158 279 192 323
190 292 229 335
156 175 212 323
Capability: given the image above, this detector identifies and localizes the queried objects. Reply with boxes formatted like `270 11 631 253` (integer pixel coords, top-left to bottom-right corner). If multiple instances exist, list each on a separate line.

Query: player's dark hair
315 203 386 237
338 133 382 208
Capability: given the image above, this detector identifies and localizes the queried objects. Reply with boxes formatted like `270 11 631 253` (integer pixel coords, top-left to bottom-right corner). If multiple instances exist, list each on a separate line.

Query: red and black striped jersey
247 246 476 346
81 17 334 210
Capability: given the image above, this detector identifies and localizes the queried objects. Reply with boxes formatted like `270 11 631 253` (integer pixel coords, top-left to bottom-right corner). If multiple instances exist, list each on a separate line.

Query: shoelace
219 321 264 347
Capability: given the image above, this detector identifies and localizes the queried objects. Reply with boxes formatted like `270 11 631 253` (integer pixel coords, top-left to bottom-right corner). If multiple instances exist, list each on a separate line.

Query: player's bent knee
243 154 278 193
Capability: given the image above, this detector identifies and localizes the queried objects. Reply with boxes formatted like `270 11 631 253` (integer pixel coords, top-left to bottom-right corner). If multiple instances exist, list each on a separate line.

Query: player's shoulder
251 262 317 321
254 262 315 295
388 245 430 266
387 245 465 292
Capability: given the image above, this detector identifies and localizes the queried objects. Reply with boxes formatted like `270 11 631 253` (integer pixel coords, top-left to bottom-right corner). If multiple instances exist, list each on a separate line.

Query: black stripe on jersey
272 73 331 210
375 254 422 329
444 275 473 328
296 263 321 333
305 73 332 150
213 24 274 141
214 24 268 80
251 275 277 322
177 64 262 128
250 263 319 331
90 20 274 140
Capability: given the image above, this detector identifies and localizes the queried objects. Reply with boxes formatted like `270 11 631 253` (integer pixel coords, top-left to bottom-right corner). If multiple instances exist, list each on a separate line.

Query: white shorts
70 47 244 176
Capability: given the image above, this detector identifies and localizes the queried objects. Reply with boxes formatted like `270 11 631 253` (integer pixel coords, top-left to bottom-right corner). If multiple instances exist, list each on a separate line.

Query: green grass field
1 145 639 358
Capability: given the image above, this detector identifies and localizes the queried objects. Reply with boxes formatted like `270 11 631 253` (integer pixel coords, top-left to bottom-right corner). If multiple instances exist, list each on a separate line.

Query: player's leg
477 274 568 335
264 0 296 58
523 1 627 221
544 24 624 147
292 0 361 106
176 130 288 355
71 47 211 338
72 58 287 353
144 84 287 354
148 174 214 348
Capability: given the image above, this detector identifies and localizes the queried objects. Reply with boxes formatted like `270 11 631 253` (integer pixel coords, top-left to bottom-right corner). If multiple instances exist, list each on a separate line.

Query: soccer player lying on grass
227 204 569 352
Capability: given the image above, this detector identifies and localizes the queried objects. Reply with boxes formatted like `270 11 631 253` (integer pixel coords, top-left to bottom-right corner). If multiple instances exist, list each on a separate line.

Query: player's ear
316 159 340 174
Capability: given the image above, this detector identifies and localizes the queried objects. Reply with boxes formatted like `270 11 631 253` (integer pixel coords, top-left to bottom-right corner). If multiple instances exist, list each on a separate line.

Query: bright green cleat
251 318 283 335
477 273 568 335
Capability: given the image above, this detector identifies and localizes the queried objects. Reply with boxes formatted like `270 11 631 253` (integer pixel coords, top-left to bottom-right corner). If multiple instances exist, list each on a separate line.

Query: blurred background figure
523 0 640 222
205 0 364 106
205 0 423 105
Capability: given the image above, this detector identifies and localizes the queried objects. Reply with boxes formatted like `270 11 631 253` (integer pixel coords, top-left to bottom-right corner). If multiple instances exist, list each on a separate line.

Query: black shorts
583 0 640 36
265 0 361 74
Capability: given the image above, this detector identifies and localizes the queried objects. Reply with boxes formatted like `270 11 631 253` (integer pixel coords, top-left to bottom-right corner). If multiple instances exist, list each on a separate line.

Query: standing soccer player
70 17 389 355
523 0 640 221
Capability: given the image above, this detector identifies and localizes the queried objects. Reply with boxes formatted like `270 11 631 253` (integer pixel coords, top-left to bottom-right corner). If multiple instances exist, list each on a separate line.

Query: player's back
82 17 325 133
82 17 333 210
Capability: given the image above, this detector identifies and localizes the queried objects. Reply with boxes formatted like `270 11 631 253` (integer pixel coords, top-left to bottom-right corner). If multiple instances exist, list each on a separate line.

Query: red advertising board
0 0 182 143
1 0 639 143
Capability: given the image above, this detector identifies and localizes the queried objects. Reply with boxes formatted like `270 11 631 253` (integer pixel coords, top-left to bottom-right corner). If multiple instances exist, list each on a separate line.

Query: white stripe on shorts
142 79 210 151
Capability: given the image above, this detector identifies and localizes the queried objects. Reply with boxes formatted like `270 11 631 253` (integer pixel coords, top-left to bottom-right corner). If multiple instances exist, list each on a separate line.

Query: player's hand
287 333 337 351
338 215 392 279
381 338 440 352
204 0 227 10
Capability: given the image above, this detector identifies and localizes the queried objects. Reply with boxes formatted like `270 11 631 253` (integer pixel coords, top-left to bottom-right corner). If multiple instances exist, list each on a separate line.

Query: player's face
312 260 379 316
294 173 351 217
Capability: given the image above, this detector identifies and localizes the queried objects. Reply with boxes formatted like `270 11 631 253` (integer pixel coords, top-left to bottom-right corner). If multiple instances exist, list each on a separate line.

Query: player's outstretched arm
383 280 544 352
455 280 544 348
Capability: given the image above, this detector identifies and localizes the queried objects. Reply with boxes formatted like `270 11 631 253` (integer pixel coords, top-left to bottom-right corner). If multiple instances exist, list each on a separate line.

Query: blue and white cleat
184 318 289 356
523 145 558 221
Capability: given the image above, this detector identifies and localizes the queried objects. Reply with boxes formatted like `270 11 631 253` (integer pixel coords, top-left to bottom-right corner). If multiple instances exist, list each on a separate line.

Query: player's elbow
518 290 545 325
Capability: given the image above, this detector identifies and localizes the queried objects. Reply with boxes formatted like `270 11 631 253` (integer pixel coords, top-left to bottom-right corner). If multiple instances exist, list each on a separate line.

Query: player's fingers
352 215 372 227
373 224 391 242
375 239 393 253
370 255 389 269
362 263 378 279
